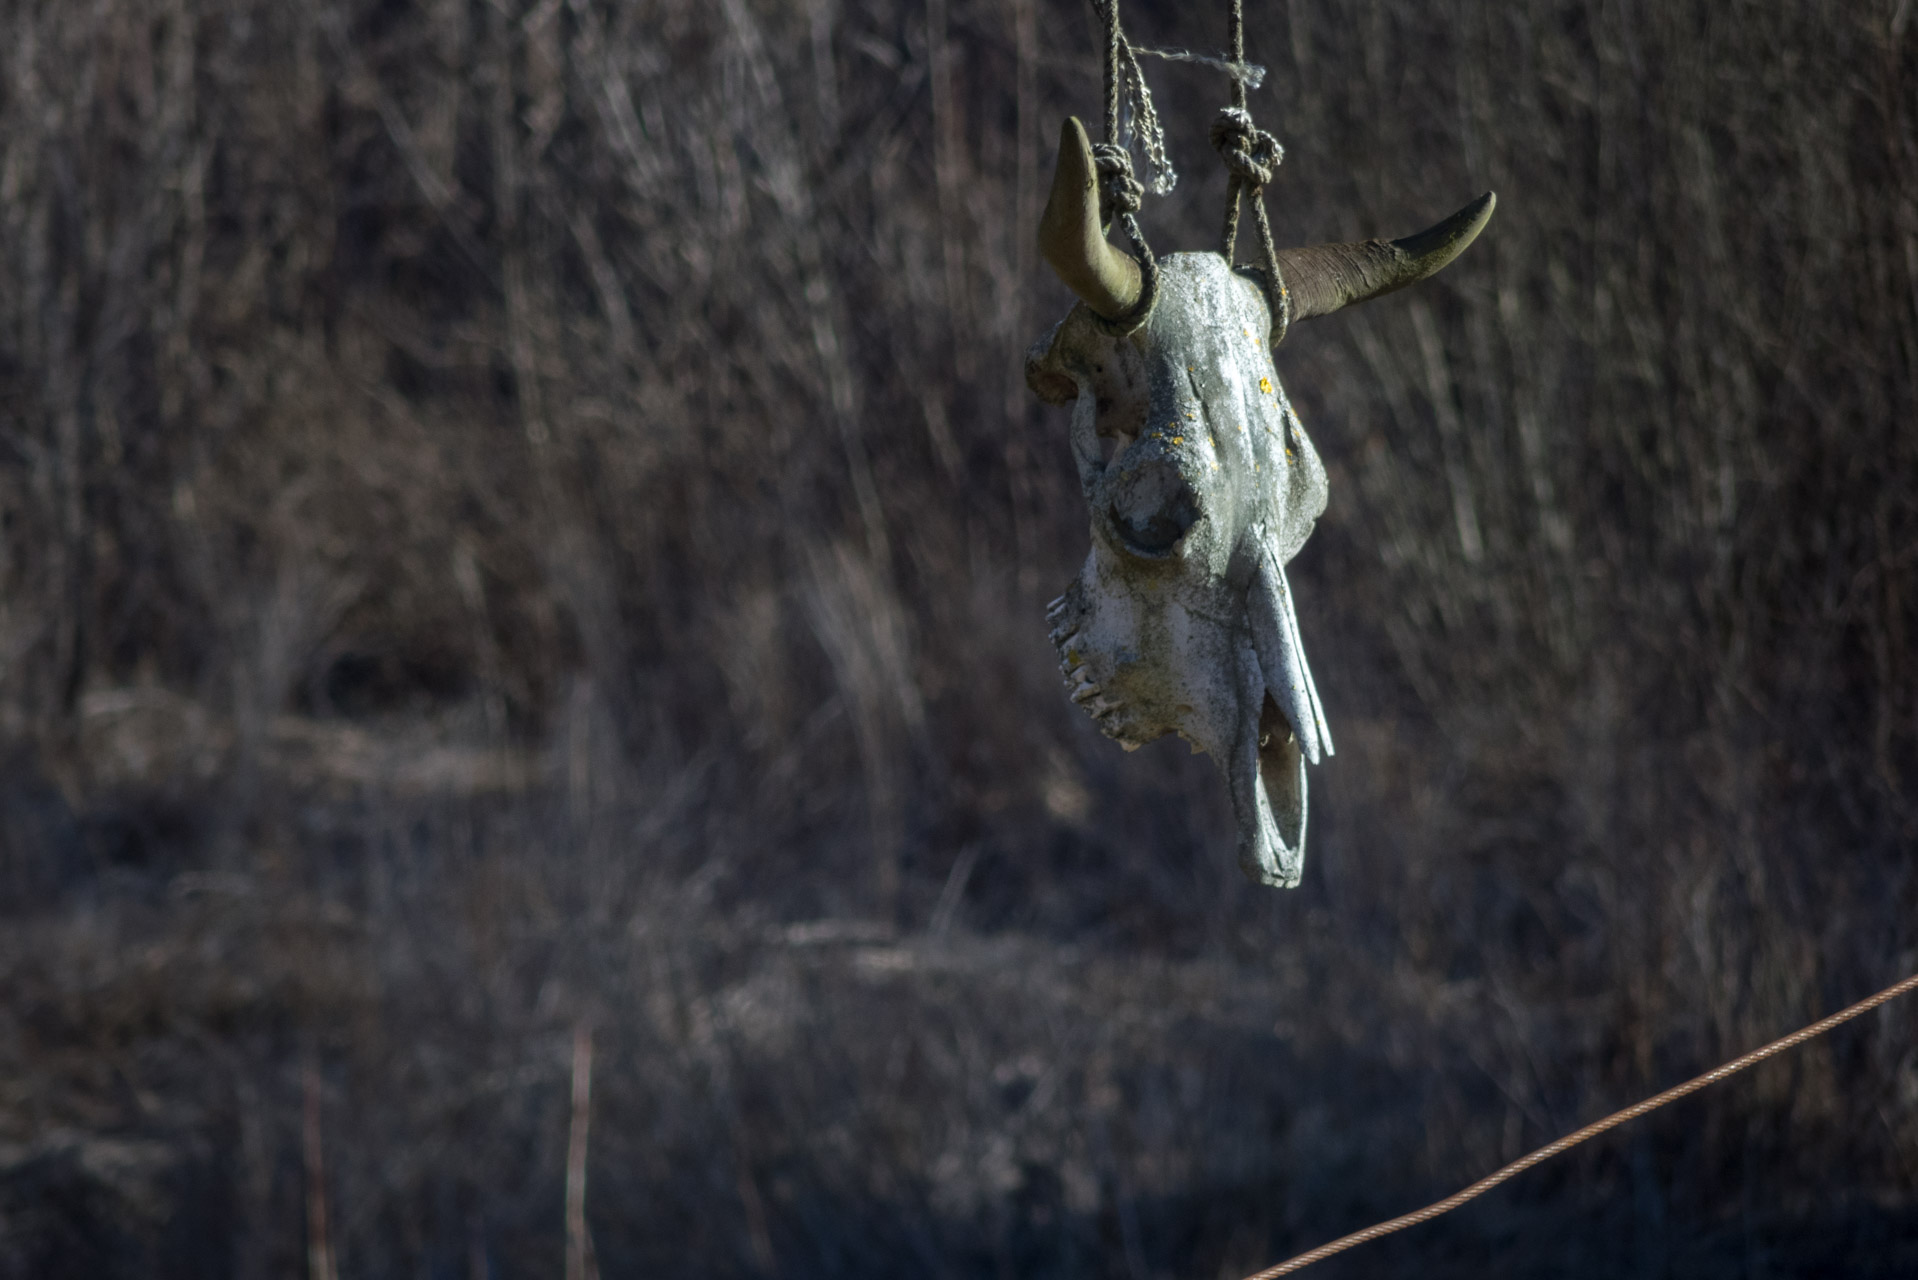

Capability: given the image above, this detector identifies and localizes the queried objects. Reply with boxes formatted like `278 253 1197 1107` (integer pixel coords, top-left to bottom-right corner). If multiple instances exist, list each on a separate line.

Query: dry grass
1 0 1915 1275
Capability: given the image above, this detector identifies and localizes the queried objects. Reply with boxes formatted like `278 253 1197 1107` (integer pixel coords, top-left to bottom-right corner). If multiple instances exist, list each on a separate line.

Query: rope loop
1210 106 1283 190
1213 0 1289 349
1082 0 1157 335
1091 141 1145 222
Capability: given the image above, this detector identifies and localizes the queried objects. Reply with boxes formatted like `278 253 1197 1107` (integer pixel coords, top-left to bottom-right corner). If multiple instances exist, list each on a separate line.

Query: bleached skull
1027 118 1493 887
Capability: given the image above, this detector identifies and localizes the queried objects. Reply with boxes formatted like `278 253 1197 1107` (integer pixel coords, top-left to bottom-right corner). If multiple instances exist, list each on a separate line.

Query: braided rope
1211 107 1282 187
1103 0 1121 147
1241 969 1918 1278
1216 0 1250 263
1215 0 1290 346
1087 0 1157 334
1092 142 1144 223
1086 0 1176 196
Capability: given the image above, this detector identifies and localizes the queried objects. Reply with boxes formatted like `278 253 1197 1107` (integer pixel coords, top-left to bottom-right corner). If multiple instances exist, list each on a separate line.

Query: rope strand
1213 0 1289 345
1240 969 1918 1278
1086 0 1158 333
1218 0 1247 262
1104 0 1120 147
1086 0 1176 194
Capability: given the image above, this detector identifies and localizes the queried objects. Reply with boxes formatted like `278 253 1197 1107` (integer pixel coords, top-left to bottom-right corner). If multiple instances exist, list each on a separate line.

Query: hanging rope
1091 142 1144 224
1239 968 1918 1277
1212 0 1291 346
1086 0 1160 333
1086 0 1177 196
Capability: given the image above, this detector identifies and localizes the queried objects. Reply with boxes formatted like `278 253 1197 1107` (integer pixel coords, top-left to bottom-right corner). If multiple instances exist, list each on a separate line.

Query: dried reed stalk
303 1050 337 1280
566 1021 599 1280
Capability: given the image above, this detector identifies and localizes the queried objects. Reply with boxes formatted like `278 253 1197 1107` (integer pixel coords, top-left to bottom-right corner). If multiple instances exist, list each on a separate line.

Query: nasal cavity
1108 456 1199 555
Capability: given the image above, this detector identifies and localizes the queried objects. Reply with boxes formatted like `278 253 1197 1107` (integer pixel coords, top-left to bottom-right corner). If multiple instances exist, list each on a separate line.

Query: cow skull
1027 118 1493 887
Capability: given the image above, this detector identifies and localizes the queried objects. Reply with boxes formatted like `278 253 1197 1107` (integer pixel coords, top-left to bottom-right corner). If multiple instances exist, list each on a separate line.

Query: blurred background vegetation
1 0 1915 1275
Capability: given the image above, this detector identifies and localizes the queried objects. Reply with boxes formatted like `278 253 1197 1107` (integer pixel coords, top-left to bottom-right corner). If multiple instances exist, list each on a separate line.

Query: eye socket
1027 369 1077 406
1099 428 1137 465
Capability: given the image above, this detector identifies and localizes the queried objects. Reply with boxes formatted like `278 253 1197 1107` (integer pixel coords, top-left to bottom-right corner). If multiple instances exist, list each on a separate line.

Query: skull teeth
1049 587 1126 725
1066 674 1123 721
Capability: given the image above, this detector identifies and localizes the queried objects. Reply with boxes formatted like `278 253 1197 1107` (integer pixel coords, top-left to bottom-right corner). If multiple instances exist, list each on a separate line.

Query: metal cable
1241 969 1918 1279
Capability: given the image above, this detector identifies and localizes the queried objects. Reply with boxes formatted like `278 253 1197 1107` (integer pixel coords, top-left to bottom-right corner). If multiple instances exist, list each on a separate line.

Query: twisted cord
1086 0 1176 195
1215 0 1290 345
1227 0 1249 113
1218 0 1250 260
1211 107 1282 188
1103 0 1120 147
1086 0 1157 334
1241 969 1918 1278
1251 193 1290 346
1092 142 1144 222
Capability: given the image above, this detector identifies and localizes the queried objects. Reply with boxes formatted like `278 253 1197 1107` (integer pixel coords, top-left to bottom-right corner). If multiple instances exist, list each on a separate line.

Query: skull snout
1106 454 1198 556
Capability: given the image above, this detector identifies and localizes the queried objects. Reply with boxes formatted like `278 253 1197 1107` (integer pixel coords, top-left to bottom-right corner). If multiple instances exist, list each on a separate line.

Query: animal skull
1027 118 1493 887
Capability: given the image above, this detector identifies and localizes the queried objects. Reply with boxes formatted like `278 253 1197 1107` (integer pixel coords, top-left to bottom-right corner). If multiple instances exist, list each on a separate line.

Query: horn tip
1040 117 1097 249
1050 117 1095 191
1452 191 1497 241
1390 191 1497 272
1037 114 1143 320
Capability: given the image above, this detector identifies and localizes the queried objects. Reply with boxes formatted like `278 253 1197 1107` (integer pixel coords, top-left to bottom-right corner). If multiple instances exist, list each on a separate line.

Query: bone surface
1029 252 1332 887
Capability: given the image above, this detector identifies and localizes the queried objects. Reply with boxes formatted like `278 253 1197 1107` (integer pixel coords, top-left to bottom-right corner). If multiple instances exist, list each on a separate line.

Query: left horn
1037 117 1143 321
1273 192 1496 322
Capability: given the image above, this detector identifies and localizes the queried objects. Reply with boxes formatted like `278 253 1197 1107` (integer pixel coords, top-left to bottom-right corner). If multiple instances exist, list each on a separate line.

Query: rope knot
1210 106 1283 188
1091 141 1144 223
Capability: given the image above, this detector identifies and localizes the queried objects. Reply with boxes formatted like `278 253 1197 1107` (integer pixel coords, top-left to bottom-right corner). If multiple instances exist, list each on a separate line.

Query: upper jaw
1046 581 1150 751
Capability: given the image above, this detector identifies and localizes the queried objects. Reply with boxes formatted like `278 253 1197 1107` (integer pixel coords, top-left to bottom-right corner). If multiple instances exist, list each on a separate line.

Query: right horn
1273 192 1496 323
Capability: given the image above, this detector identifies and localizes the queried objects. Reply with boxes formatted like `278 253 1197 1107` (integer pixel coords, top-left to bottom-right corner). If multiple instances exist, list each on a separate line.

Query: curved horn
1274 192 1496 323
1037 117 1142 320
